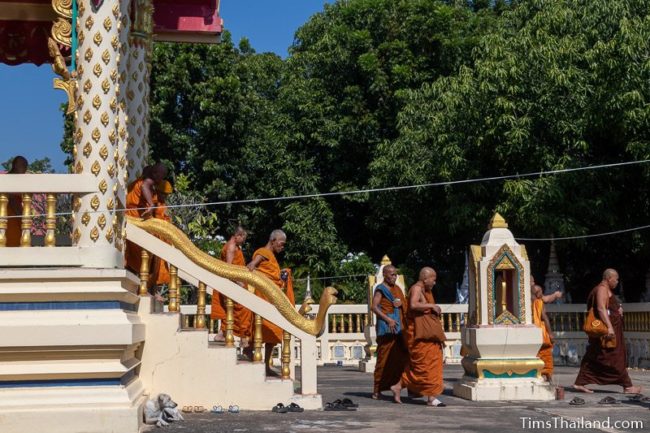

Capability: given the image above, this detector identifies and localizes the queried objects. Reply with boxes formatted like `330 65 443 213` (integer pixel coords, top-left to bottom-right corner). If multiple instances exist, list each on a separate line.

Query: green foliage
2 157 55 173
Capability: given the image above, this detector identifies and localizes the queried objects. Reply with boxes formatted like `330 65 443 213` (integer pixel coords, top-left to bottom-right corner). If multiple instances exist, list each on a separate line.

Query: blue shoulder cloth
375 284 402 337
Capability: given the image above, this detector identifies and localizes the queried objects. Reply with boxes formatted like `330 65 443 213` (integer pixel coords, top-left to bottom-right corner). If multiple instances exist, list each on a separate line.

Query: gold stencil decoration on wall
73 196 81 212
112 2 119 18
111 35 119 51
105 227 114 242
119 155 126 168
108 130 117 144
107 198 115 210
119 126 126 139
100 112 110 127
98 180 108 195
109 97 117 112
91 127 101 143
99 144 109 160
101 78 110 94
72 144 78 158
74 128 83 143
83 79 92 93
83 110 92 124
93 31 103 46
72 228 81 244
85 16 94 31
77 29 85 45
107 163 116 178
103 17 112 32
126 89 134 101
75 160 83 174
76 94 84 109
84 47 93 62
101 49 111 65
110 70 118 83
92 95 102 110
93 63 102 77
90 227 100 242
81 212 91 226
90 195 101 211
97 214 107 229
91 160 101 176
82 142 92 157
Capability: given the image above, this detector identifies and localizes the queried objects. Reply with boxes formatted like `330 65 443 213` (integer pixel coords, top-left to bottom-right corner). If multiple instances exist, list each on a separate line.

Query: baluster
168 265 179 312
20 194 31 247
336 314 343 333
463 312 469 327
574 312 580 332
0 193 7 247
138 249 150 296
225 297 235 347
567 312 573 332
253 314 263 363
45 193 56 247
209 317 215 333
183 314 190 328
560 313 565 332
196 282 207 329
347 314 353 333
355 314 362 333
281 331 291 379
331 314 337 334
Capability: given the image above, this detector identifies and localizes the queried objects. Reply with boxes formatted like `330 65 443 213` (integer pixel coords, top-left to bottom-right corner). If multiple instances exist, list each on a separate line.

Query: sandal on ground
182 406 193 413
598 396 619 405
426 400 446 407
272 403 289 413
211 405 224 414
333 398 358 408
569 397 585 406
193 406 206 413
228 405 240 413
286 403 304 412
324 402 355 411
627 394 645 402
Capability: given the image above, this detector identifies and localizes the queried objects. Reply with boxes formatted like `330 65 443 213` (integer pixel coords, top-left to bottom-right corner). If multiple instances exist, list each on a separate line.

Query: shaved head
603 268 618 279
419 267 436 280
269 229 286 242
10 156 28 174
382 265 396 277
233 225 247 236
419 266 437 289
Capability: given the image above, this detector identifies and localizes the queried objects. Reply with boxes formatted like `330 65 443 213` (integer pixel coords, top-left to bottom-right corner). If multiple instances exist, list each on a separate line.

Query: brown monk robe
391 267 445 406
210 227 252 343
532 284 554 381
5 156 28 247
246 229 295 375
372 265 408 400
574 269 642 394
150 181 173 287
124 163 167 275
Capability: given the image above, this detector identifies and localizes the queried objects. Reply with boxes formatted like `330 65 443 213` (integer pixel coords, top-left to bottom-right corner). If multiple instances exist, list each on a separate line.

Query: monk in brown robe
125 163 167 275
246 229 295 376
371 265 408 400
210 226 252 347
574 269 642 394
5 156 28 247
532 284 554 382
390 267 445 406
150 180 173 288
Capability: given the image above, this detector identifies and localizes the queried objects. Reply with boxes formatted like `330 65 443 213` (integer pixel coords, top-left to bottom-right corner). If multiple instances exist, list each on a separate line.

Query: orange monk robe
249 247 295 344
400 286 444 397
150 200 171 286
533 298 554 377
5 194 21 247
125 178 152 273
373 284 409 395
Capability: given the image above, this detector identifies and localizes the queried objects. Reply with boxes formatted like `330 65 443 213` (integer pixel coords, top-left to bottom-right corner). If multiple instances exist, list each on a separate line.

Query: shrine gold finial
488 213 508 230
380 255 392 266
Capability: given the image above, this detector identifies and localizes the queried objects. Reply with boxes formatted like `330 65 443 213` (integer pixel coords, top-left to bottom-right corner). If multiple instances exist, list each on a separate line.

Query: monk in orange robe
5 156 28 247
150 180 173 288
210 226 252 346
246 229 295 376
125 163 167 276
391 267 446 406
532 284 554 381
371 265 408 400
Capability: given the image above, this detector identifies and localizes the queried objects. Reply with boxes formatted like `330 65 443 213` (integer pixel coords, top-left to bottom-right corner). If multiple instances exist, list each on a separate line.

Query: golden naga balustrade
0 193 61 248
127 216 338 337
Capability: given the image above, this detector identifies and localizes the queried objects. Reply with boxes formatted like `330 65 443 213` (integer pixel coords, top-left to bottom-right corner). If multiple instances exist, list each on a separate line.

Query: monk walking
246 229 295 376
532 284 554 382
5 156 28 247
210 226 252 349
390 267 446 406
125 163 167 274
150 180 173 289
371 265 408 400
573 269 642 394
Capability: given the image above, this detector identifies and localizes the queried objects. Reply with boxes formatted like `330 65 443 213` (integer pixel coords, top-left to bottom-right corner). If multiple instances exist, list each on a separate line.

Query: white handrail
0 174 96 193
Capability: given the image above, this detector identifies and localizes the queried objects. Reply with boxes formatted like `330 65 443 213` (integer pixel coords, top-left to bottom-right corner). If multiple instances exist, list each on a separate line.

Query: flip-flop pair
182 405 205 413
271 403 303 413
598 396 619 405
332 398 358 408
324 401 356 411
211 405 239 414
569 397 585 406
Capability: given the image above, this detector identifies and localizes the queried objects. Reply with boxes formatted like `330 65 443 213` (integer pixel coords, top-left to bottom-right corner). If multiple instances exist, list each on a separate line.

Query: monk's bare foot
390 384 402 404
624 386 642 394
371 393 380 400
573 385 594 393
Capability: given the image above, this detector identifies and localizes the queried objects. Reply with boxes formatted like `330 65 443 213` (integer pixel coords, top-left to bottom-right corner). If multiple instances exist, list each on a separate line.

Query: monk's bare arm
596 285 614 336
541 304 554 341
372 290 397 332
542 290 561 303
141 178 156 215
408 284 438 313
246 254 265 272
225 243 236 264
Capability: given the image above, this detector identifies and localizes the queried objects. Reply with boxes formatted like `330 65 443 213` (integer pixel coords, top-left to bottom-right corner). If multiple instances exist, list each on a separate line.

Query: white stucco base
453 376 555 401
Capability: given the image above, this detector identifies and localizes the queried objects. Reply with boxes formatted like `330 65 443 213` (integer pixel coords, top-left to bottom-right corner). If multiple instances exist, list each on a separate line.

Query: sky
0 0 332 172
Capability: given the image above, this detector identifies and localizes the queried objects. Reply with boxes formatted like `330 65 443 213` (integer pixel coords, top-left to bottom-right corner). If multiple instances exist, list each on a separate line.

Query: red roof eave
153 0 222 44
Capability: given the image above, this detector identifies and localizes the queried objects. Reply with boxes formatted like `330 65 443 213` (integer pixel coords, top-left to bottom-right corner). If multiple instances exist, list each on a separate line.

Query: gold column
253 314 263 362
347 314 353 333
224 297 235 347
45 193 57 247
574 312 580 332
281 331 291 379
168 265 179 312
454 313 461 332
208 317 215 333
355 314 362 333
196 282 207 329
560 313 565 332
138 249 149 296
183 314 190 328
0 194 7 247
331 314 337 334
20 194 32 247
